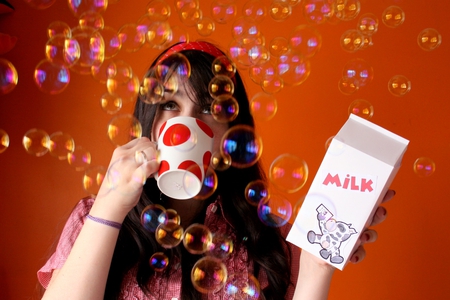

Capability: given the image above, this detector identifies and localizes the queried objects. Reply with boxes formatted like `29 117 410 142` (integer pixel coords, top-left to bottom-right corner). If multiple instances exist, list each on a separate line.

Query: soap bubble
211 96 239 123
67 146 91 171
247 44 270 66
413 157 435 177
99 26 121 59
340 29 364 53
45 34 80 67
382 6 405 28
342 58 373 87
107 74 140 104
156 53 191 84
338 76 360 95
242 0 267 23
118 23 146 52
79 11 104 29
0 58 18 95
149 252 169 272
269 154 308 193
68 0 108 17
210 151 232 171
209 75 234 99
326 136 347 156
269 0 292 22
221 125 263 168
23 0 56 9
248 61 276 85
47 21 71 38
179 5 202 27
34 59 70 94
224 273 261 299
166 25 189 46
302 0 333 25
100 92 122 114
196 17 216 36
231 17 260 42
48 132 75 160
70 26 105 75
0 129 9 154
250 92 278 121
269 36 290 58
261 74 284 94
292 195 306 218
417 28 442 51
228 39 252 67
348 99 373 120
277 52 311 86
91 59 115 84
289 25 322 59
211 0 237 24
22 129 50 157
357 13 378 36
139 77 165 104
211 55 236 78
146 0 171 21
191 257 227 294
257 194 292 227
245 179 270 206
83 165 106 195
193 167 218 200
107 114 142 146
388 75 411 97
359 35 373 50
141 204 168 233
147 21 172 48
174 0 199 11
183 224 212 254
166 208 181 225
207 233 234 260
155 222 184 248
334 0 360 21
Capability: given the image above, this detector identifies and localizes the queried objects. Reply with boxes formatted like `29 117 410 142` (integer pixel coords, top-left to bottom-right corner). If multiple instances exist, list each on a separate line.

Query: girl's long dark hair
104 44 293 300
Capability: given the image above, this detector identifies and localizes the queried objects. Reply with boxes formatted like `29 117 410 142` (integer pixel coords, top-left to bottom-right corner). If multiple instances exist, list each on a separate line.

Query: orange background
1 0 449 299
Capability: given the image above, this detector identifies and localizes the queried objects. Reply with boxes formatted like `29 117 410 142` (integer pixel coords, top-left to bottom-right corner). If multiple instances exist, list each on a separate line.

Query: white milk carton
286 114 409 270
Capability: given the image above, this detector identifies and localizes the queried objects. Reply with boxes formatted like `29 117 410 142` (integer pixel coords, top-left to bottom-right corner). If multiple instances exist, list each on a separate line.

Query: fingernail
392 190 396 196
352 256 359 263
364 233 370 242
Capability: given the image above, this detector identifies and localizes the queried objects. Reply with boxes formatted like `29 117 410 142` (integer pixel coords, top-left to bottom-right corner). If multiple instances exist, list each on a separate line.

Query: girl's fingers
350 246 366 264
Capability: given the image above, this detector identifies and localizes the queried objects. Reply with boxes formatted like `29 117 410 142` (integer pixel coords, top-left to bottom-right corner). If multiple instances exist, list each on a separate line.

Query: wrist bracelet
86 214 122 230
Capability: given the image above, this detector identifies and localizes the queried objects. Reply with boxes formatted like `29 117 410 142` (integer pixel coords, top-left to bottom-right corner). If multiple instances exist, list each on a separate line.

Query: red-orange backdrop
0 0 449 299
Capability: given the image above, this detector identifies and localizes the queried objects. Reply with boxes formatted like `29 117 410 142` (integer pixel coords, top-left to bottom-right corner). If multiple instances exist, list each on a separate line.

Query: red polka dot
178 160 202 181
158 121 167 138
158 160 170 177
196 119 214 138
163 124 191 146
203 151 212 173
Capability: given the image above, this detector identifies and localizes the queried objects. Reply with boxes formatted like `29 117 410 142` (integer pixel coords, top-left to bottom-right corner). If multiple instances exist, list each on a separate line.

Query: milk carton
286 114 409 270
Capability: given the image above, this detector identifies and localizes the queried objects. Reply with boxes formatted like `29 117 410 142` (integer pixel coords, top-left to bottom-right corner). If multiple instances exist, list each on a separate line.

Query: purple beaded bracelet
86 214 122 230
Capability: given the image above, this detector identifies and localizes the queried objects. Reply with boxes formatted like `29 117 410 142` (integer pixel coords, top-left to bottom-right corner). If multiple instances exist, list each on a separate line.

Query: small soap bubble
340 29 364 53
23 0 56 9
207 233 234 260
179 5 202 27
147 21 172 47
141 204 168 233
228 39 251 68
149 252 169 272
269 36 290 58
334 0 360 21
277 52 311 86
146 0 171 21
225 273 261 299
342 58 373 87
248 61 276 85
107 114 143 146
156 53 191 84
413 157 435 177
174 0 199 11
292 195 306 218
68 0 108 17
99 26 121 59
139 77 165 104
247 44 270 66
155 222 184 248
210 151 232 171
166 25 189 47
243 0 267 23
211 56 236 78
22 129 50 157
107 74 140 104
0 58 18 95
221 125 263 168
0 129 10 154
388 75 411 97
183 224 213 254
166 208 181 225
245 179 270 206
34 59 70 94
79 11 104 29
338 76 360 95
162 123 197 151
302 0 333 25
257 194 292 227
92 59 116 84
196 17 216 36
47 21 72 38
48 132 75 160
70 26 105 75
211 0 237 24
261 74 284 94
118 23 146 52
209 75 234 99
231 17 260 42
194 167 218 200
417 28 442 51
289 25 322 59
269 0 292 22
357 13 378 36
359 35 373 50
326 136 347 156
46 34 80 67
211 96 239 123
100 92 122 114
67 146 91 171
348 99 373 120
111 60 134 84
250 92 278 121
269 154 308 193
191 257 227 294
83 165 106 195
382 6 405 28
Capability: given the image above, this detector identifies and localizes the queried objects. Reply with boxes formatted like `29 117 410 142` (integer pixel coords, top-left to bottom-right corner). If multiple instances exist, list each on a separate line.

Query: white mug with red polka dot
155 116 214 199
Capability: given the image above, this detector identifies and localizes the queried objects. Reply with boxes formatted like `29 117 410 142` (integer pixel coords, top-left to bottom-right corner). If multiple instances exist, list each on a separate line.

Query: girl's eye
201 104 212 114
161 101 178 111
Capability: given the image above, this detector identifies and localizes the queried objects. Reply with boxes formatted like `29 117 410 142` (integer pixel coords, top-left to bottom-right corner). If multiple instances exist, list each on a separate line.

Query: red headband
156 41 227 65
